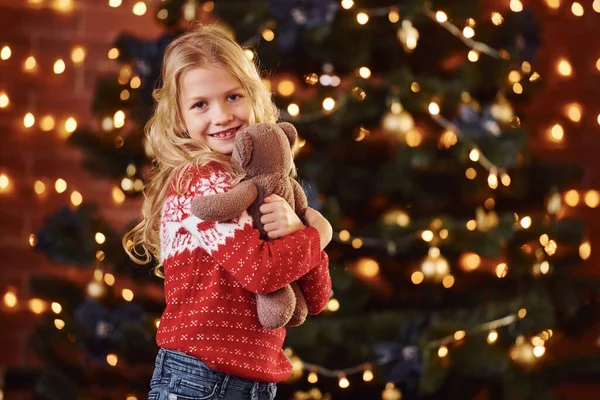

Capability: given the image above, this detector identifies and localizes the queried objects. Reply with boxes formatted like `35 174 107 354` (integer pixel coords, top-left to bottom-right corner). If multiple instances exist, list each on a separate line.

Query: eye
192 101 207 110
227 94 242 102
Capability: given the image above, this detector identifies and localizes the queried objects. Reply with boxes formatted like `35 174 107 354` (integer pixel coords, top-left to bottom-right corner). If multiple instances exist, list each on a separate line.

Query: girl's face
179 66 253 155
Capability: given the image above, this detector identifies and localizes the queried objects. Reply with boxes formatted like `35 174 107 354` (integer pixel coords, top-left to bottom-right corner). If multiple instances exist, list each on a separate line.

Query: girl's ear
234 129 253 168
277 122 298 149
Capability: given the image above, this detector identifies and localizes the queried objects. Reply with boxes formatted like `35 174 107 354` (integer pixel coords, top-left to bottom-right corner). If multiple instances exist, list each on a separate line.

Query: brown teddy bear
190 122 309 330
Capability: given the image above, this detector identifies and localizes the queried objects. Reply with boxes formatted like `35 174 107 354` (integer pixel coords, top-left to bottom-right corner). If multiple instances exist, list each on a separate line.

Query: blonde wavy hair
123 24 279 277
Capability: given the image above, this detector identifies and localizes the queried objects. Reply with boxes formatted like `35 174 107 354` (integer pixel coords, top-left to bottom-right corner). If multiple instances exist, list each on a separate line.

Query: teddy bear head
231 122 298 178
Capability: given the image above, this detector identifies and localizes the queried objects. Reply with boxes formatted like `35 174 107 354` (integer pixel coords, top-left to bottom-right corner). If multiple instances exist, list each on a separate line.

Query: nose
211 103 233 126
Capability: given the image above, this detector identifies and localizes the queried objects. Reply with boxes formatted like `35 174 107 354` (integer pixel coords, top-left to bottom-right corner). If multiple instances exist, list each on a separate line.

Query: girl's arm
297 251 332 315
181 215 322 294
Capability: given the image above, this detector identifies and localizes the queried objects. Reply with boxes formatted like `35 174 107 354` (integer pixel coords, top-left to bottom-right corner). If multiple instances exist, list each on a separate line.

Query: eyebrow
186 86 245 105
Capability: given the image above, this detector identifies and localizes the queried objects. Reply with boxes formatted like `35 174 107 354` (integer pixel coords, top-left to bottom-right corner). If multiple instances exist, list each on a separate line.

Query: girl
123 25 333 400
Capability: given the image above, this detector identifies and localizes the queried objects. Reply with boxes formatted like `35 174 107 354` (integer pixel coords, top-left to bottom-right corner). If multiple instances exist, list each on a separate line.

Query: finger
267 229 285 239
263 222 278 233
268 194 284 202
260 213 277 225
259 202 276 214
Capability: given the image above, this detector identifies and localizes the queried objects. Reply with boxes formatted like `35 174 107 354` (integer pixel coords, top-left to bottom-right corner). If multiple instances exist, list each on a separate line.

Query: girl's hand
259 194 304 239
304 207 333 250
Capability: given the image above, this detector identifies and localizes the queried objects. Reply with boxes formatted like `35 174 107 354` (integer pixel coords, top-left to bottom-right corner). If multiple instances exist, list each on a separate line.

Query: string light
24 56 37 71
564 189 580 206
565 103 582 122
358 66 371 79
261 29 275 42
594 0 600 13
438 346 449 357
132 1 147 16
546 0 560 9
122 288 134 301
579 241 591 260
53 59 66 74
40 115 55 131
109 0 122 7
341 0 354 10
55 178 67 193
356 12 369 25
1 46 11 60
34 180 45 194
54 0 74 12
108 48 119 59
322 97 335 111
557 58 573 77
277 80 295 96
462 26 475 38
3 289 17 308
510 0 524 12
584 190 600 207
65 117 77 133
468 50 479 62
491 12 504 25
71 47 85 64
435 11 448 22
549 123 564 142
70 191 83 206
24 113 35 128
0 92 8 108
571 2 584 16
106 353 118 366
338 375 350 388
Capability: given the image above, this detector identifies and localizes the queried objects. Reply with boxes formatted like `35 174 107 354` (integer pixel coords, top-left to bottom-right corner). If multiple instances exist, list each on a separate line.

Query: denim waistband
155 348 275 395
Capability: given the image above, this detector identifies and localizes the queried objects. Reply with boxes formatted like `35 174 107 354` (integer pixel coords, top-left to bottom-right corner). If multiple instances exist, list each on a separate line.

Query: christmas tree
4 1 600 399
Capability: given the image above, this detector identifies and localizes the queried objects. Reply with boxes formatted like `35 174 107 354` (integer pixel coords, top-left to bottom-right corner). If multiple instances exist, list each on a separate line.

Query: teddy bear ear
234 129 253 168
277 122 298 149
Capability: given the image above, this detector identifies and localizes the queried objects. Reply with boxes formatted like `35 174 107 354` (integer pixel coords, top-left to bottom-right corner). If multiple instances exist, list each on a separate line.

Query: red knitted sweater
156 163 332 382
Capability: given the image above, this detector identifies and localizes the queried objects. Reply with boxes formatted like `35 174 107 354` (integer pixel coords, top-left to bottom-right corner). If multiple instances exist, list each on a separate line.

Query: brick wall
0 0 161 385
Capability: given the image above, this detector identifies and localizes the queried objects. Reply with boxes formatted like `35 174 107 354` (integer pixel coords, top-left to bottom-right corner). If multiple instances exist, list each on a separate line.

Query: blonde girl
124 25 332 400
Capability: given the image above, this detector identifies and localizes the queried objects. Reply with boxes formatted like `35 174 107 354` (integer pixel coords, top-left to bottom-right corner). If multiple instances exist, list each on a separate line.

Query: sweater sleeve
297 251 332 315
176 165 322 295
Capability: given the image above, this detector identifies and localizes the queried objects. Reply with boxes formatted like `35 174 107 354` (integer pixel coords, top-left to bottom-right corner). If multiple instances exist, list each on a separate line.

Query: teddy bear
190 122 309 330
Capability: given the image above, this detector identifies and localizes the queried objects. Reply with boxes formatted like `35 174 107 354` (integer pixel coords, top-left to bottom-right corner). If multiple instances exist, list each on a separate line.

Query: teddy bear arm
191 181 259 221
291 179 308 216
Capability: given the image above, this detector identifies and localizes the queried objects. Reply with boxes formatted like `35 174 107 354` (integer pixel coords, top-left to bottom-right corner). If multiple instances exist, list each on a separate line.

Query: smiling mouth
209 127 239 140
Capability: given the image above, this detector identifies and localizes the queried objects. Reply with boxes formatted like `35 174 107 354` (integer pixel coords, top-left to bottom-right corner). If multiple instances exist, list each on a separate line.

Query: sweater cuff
304 226 323 267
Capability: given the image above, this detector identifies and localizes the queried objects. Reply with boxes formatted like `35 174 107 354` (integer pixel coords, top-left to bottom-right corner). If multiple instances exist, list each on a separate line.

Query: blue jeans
149 348 278 400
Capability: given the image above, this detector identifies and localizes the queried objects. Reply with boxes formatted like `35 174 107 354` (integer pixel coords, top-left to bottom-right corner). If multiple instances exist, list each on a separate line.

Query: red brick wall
0 0 160 380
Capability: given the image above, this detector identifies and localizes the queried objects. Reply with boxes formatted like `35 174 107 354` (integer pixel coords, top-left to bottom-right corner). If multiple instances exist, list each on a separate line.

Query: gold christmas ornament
397 20 419 52
382 111 415 137
421 247 450 281
382 382 402 400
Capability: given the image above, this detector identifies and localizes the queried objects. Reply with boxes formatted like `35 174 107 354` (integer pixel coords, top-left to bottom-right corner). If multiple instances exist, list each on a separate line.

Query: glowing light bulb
322 97 335 111
53 59 66 74
428 102 440 115
132 1 147 15
356 12 369 25
557 58 573 77
571 2 584 16
1 46 11 60
436 11 448 22
510 0 524 12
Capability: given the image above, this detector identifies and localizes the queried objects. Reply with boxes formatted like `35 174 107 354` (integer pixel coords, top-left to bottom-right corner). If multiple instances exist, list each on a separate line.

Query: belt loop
250 381 259 400
219 374 230 398
156 348 166 378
